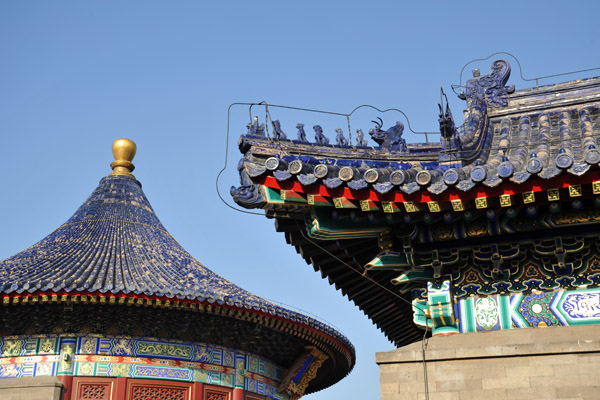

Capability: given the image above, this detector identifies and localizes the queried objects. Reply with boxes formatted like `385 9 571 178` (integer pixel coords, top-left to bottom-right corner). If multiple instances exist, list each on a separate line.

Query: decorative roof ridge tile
509 75 600 98
456 180 476 192
483 176 503 188
298 173 318 186
273 170 293 181
240 135 440 162
427 182 448 195
324 177 344 189
347 179 368 191
539 166 561 180
510 171 532 184
568 163 591 177
244 163 267 178
400 182 420 194
373 182 394 194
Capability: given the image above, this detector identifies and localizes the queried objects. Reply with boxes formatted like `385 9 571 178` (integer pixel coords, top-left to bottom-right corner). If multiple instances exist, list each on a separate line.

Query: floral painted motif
39 339 56 354
2 340 23 357
137 342 192 359
78 362 95 376
562 293 600 319
0 334 284 397
475 297 498 330
80 338 98 354
519 291 560 327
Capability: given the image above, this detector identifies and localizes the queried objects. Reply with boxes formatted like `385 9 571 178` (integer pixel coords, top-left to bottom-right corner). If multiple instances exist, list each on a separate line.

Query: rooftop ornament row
232 59 600 210
247 117 406 151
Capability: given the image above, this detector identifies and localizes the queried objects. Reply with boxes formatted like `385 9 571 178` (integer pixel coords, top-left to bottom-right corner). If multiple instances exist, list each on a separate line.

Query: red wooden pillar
192 382 204 400
114 377 127 399
57 375 73 400
232 387 244 400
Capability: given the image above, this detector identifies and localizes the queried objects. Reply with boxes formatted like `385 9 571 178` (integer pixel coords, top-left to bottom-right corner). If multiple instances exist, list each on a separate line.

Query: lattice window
130 386 187 400
205 390 229 400
80 384 108 399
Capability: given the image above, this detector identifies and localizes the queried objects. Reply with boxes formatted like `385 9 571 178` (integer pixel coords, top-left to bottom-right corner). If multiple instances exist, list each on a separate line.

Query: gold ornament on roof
110 138 136 176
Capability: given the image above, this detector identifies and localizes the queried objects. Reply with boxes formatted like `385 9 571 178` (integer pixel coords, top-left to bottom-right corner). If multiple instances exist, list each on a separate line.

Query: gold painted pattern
403 202 417 212
137 342 192 359
593 181 600 195
427 202 440 212
547 188 560 201
451 199 463 212
569 185 582 197
475 197 487 209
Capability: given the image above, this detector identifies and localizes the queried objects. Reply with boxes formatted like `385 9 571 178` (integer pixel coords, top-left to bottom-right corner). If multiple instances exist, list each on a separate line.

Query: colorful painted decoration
231 59 600 347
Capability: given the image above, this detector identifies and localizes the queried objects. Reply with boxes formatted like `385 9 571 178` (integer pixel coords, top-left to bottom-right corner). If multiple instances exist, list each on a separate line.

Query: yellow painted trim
475 197 487 209
451 199 463 212
522 191 535 204
427 201 440 213
569 185 582 197
547 188 560 201
499 194 511 207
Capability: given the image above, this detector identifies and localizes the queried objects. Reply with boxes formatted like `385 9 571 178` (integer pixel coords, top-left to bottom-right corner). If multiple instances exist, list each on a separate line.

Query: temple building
231 60 600 398
0 139 355 400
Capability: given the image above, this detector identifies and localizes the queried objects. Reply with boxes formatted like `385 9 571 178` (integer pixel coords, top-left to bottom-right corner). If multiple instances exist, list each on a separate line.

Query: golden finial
110 138 137 176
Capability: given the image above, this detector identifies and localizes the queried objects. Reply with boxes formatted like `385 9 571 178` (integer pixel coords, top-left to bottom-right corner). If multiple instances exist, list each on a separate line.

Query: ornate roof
233 60 600 205
1 172 265 302
231 60 600 347
0 139 355 395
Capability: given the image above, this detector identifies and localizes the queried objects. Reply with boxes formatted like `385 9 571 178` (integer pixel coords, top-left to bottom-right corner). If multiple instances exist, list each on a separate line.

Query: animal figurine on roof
438 101 458 140
313 125 330 145
246 116 266 137
335 128 349 146
356 129 369 147
369 118 407 152
272 120 287 140
230 155 266 208
296 123 308 142
438 98 461 161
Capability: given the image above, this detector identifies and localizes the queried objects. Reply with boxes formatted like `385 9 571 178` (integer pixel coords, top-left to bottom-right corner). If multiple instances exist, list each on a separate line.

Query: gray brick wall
376 325 600 399
0 377 63 400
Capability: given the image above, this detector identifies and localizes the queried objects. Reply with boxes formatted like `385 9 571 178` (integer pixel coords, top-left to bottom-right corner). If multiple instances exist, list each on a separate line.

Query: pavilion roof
0 139 355 394
231 60 600 346
233 66 600 210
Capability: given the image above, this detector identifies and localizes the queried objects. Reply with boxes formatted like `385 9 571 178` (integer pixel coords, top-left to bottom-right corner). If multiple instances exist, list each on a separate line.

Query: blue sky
1 1 599 399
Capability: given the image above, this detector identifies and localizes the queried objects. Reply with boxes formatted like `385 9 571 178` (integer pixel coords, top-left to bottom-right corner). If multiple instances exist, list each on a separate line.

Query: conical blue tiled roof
0 139 355 396
1 173 261 305
0 145 351 347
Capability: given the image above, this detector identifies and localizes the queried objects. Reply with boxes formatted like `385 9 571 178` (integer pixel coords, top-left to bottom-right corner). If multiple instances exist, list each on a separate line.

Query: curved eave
274 218 423 347
231 70 600 347
0 290 355 364
0 288 355 392
247 170 600 214
239 140 600 200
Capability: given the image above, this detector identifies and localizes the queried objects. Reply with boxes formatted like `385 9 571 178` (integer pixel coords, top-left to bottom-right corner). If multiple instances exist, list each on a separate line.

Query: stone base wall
0 377 64 400
376 325 600 400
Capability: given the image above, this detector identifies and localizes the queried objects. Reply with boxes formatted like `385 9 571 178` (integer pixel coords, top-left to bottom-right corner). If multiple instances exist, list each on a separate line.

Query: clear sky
1 1 599 399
